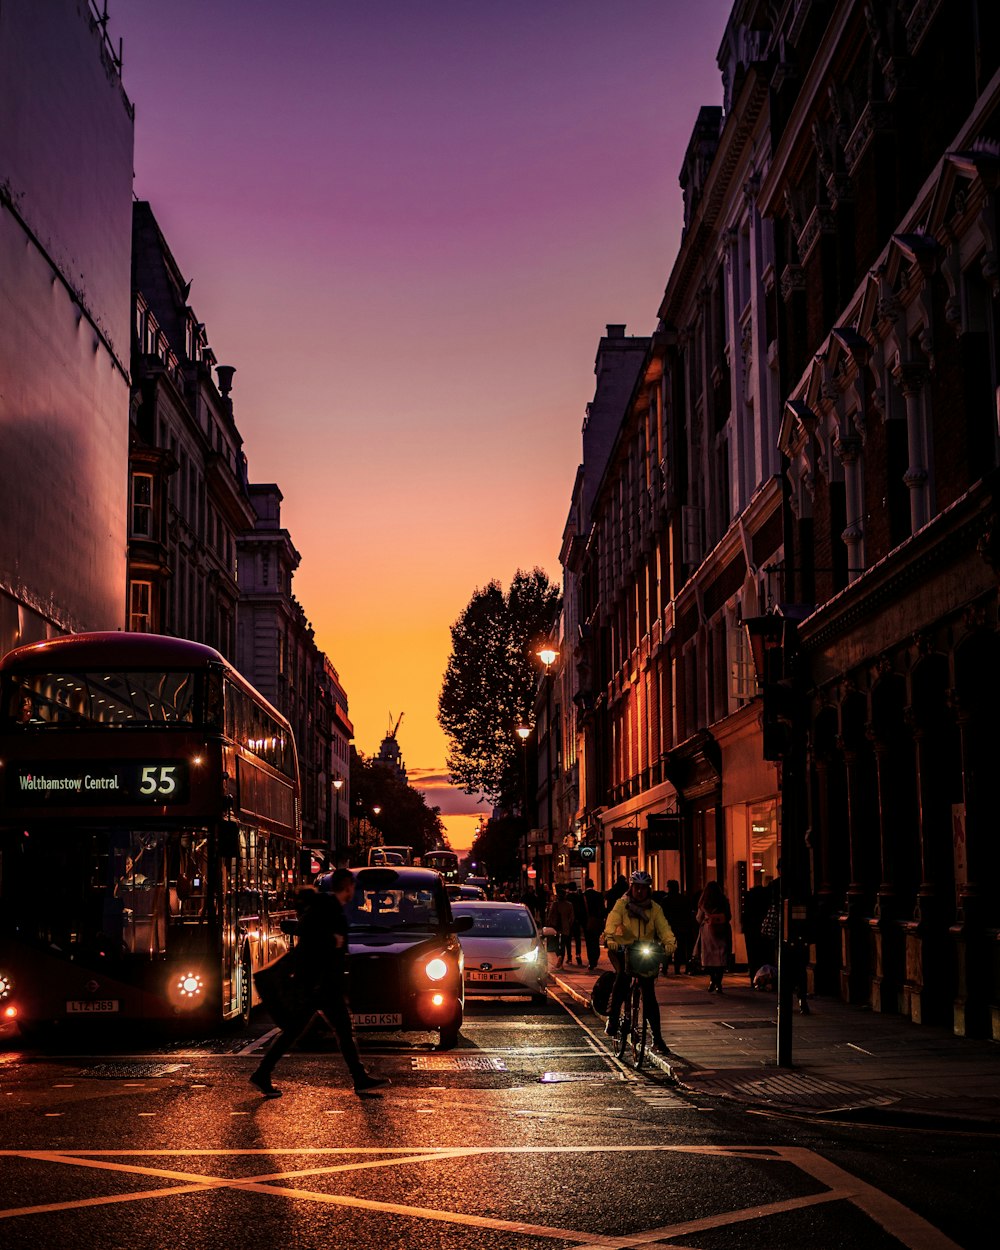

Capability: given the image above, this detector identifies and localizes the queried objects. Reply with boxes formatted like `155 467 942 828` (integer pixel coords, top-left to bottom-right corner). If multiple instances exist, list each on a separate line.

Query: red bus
0 632 302 1035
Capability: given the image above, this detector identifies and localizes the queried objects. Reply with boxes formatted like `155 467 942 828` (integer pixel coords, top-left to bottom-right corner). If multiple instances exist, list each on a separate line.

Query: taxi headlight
425 957 449 981
517 948 540 964
0 973 12 1000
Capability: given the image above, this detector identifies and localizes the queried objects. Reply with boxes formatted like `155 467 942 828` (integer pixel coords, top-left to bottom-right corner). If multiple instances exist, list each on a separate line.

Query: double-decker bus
0 632 301 1035
423 849 460 881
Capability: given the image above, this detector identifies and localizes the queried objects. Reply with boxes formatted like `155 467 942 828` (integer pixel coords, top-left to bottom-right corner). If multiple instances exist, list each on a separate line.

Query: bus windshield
4 670 203 728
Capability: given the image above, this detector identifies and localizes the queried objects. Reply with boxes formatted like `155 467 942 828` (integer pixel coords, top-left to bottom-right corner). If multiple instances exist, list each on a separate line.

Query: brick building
558 0 1000 1037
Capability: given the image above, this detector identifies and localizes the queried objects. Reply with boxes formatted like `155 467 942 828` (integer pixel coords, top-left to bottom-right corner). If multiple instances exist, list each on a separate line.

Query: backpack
591 970 616 1015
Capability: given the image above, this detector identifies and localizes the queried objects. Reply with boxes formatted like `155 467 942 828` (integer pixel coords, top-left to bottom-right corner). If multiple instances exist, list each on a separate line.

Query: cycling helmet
630 870 652 887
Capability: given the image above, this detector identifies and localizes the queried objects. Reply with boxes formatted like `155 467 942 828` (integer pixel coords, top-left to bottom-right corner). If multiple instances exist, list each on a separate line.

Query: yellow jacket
603 895 676 956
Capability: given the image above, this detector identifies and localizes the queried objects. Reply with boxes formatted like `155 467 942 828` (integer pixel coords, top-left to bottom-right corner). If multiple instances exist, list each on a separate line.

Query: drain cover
411 1056 507 1071
79 1063 190 1079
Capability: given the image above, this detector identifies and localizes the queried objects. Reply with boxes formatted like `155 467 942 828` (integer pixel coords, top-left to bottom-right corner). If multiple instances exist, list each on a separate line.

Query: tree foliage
438 567 561 806
348 747 447 864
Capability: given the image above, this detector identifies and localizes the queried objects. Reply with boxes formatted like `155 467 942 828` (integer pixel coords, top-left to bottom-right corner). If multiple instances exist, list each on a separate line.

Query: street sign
579 844 597 862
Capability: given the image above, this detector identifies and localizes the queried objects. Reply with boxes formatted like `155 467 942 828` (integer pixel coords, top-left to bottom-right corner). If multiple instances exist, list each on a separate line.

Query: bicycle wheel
629 981 647 1068
615 993 630 1060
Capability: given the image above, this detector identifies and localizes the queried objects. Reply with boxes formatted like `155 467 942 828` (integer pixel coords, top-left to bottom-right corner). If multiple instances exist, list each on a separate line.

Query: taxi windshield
347 883 442 932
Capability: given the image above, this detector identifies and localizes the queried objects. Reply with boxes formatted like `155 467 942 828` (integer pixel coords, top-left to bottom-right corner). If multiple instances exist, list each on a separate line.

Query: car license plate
468 971 506 982
66 1000 119 1014
351 1012 402 1026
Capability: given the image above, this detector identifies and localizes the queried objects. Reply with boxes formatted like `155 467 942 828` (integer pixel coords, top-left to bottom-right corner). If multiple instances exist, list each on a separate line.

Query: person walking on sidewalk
603 870 676 1053
546 883 575 969
582 877 605 969
249 872 390 1099
695 880 733 994
567 880 587 966
659 879 695 974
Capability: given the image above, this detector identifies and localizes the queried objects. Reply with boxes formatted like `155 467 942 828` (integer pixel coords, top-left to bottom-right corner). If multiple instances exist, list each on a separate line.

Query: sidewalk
550 953 1000 1130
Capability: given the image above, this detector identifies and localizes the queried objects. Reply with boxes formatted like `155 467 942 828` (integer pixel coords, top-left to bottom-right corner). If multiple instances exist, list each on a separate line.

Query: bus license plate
351 1012 402 1026
66 1000 119 1014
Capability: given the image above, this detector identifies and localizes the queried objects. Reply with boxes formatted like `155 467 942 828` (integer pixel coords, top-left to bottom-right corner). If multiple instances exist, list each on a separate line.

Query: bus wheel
236 950 253 1027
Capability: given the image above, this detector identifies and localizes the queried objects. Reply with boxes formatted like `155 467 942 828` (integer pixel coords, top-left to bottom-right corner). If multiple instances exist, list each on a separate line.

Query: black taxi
339 866 472 1049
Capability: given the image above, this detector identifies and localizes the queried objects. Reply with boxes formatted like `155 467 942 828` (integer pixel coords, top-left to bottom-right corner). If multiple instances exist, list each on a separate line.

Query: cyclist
603 870 676 1054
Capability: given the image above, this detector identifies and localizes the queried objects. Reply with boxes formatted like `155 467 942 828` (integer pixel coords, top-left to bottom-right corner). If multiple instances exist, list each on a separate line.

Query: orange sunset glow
109 0 732 854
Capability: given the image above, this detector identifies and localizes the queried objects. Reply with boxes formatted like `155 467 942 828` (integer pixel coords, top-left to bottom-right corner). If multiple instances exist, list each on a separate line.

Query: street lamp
332 778 344 862
536 647 559 884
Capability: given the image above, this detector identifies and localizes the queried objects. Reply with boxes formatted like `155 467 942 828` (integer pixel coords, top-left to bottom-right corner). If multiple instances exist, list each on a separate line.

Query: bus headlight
168 969 206 1009
424 957 448 982
177 972 204 998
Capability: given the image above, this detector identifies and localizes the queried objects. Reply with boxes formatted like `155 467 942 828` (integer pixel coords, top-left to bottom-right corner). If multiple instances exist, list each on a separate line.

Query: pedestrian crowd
523 869 788 1007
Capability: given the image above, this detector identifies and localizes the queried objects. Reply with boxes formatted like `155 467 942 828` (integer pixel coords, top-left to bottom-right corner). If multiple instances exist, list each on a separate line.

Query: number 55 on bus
0 632 303 1036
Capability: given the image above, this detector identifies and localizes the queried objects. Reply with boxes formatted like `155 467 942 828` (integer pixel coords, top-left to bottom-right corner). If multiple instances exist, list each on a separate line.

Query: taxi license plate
351 1012 402 1026
66 1000 119 1014
468 971 506 982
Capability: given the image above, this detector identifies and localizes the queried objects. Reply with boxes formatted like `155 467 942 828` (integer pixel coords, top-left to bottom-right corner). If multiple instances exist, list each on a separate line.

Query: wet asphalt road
0 987 994 1249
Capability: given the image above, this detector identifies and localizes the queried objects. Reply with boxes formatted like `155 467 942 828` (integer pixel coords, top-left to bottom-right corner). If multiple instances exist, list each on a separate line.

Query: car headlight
517 947 541 964
0 973 12 1000
424 957 449 981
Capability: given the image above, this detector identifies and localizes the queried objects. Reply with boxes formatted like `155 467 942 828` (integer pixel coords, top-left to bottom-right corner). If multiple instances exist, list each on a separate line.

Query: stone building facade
129 211 352 867
0 1 134 648
236 485 353 863
129 202 254 657
558 0 1000 1036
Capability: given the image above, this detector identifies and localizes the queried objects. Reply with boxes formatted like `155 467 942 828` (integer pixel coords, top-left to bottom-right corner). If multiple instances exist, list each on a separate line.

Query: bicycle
612 940 664 1070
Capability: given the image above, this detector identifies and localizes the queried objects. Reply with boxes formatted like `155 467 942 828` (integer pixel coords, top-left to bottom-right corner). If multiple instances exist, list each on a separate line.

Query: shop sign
646 813 681 851
611 826 639 853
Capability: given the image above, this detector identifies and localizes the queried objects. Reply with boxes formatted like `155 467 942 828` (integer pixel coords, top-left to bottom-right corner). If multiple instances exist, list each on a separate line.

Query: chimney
605 324 626 339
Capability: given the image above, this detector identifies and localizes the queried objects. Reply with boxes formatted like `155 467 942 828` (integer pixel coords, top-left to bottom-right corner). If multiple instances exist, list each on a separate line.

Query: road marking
0 1144 964 1247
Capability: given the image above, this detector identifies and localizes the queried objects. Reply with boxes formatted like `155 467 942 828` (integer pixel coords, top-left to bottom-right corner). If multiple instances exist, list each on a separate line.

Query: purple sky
109 0 733 847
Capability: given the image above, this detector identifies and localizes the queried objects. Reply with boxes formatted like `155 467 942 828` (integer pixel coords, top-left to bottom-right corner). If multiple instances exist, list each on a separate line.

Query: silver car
451 901 552 1001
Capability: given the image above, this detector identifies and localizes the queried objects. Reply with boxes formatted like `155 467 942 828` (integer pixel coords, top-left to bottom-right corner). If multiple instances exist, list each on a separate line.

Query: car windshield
453 906 536 938
347 883 442 932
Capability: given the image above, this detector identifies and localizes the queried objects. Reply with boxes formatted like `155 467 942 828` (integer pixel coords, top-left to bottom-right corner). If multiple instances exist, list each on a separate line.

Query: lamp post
537 647 558 887
516 723 531 818
744 610 805 1068
332 777 344 863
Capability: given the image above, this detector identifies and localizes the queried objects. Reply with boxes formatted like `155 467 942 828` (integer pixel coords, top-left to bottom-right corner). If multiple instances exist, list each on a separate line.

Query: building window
729 615 756 704
130 473 154 537
129 581 153 632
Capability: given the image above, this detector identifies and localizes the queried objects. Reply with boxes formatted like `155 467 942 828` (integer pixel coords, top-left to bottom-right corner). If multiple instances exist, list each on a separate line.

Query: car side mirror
541 926 557 938
451 915 475 933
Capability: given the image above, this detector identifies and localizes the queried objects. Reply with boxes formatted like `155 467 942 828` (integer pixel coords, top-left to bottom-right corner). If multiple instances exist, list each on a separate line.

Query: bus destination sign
10 761 191 805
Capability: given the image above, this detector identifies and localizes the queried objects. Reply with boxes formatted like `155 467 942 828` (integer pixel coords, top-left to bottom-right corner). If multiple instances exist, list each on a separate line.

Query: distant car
341 866 472 1049
446 883 488 901
451 901 553 1001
